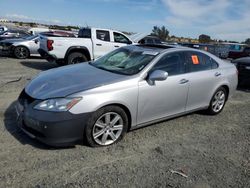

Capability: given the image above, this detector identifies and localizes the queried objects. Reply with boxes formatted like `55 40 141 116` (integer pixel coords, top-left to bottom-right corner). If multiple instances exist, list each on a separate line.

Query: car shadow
20 61 59 71
3 101 75 150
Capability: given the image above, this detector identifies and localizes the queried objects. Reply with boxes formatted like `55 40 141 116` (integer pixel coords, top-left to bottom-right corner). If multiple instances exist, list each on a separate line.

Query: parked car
38 27 134 65
138 35 162 44
0 26 8 32
28 27 50 35
16 44 238 147
0 35 40 59
228 46 250 59
40 30 76 38
0 30 31 41
232 57 250 84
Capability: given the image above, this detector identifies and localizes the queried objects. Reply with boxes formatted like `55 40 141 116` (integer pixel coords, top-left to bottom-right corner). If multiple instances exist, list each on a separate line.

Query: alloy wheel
212 90 225 113
92 112 124 146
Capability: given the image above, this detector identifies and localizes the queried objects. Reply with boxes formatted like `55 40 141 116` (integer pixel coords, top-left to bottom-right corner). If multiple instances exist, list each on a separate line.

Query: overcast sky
0 0 249 42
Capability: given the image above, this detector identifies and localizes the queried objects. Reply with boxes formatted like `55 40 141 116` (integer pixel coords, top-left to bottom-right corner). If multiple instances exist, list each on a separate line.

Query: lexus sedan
16 44 238 147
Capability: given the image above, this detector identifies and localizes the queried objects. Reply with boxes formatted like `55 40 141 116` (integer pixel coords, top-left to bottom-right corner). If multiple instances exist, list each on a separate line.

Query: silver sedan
16 45 238 147
0 35 39 59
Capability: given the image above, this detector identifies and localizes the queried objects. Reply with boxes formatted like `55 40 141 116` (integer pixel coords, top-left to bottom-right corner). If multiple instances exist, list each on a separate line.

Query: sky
0 0 249 42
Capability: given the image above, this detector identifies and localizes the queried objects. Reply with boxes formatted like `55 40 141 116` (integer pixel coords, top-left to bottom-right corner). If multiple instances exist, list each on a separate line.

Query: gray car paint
25 63 129 99
25 46 238 129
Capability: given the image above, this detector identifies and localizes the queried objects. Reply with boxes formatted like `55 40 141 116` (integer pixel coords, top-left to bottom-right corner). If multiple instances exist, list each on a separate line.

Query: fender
64 46 91 61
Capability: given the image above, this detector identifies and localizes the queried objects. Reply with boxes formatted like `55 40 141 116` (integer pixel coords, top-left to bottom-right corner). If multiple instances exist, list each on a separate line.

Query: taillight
47 40 54 51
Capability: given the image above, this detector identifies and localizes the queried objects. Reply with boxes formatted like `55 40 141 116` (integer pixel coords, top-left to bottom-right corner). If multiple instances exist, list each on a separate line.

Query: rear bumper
16 99 91 147
38 48 59 62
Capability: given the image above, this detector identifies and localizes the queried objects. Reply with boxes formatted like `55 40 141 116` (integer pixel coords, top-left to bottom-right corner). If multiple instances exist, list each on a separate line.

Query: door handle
179 79 189 84
96 44 102 46
114 45 120 48
215 72 221 77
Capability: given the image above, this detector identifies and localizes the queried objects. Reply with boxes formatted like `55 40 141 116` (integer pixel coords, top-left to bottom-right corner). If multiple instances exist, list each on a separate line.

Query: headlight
34 98 81 112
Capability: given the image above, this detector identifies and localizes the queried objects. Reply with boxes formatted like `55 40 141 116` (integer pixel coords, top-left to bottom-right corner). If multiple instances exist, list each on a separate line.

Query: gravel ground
0 57 249 188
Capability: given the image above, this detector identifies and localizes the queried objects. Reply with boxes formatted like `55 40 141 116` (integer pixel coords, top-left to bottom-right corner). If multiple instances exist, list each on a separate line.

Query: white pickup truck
38 27 143 65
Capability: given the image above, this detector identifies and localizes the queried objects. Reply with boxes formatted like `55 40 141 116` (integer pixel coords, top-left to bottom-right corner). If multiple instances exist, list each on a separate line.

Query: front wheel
85 106 128 147
14 46 30 59
67 52 87 65
206 87 227 115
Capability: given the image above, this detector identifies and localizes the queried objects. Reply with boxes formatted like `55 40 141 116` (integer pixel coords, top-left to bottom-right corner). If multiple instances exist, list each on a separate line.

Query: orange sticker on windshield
191 55 199 64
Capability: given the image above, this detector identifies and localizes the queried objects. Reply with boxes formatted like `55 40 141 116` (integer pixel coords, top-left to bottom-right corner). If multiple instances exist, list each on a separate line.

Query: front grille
18 90 36 107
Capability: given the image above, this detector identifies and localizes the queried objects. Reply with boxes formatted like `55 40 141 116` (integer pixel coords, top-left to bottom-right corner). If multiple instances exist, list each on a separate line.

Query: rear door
93 29 115 59
184 51 221 111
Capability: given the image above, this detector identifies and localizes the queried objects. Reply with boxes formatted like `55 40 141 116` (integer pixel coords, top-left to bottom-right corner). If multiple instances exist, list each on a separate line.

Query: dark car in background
232 57 250 85
0 30 31 41
40 31 76 38
138 35 162 45
228 47 250 59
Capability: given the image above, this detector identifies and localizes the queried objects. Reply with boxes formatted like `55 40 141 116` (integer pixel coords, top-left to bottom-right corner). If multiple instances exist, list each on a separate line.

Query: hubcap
212 90 225 112
92 112 123 146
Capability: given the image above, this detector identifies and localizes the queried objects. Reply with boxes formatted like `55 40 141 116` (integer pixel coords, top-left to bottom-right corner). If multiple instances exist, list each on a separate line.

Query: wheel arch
220 85 229 101
64 46 91 61
99 103 132 131
13 45 30 58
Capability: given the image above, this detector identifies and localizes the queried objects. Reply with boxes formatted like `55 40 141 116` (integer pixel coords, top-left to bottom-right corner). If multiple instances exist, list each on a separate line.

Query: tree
151 26 169 41
245 38 250 45
199 34 211 43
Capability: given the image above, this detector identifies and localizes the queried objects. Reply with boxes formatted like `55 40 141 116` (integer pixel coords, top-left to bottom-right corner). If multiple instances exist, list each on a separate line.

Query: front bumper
16 91 91 147
0 44 13 56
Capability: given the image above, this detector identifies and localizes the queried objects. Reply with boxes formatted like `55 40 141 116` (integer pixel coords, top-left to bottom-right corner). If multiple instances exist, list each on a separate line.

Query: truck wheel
14 46 30 59
67 52 88 65
55 60 66 66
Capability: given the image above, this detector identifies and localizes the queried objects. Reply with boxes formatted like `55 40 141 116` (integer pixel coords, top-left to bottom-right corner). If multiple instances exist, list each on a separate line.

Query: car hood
232 57 250 64
130 33 149 43
25 63 128 100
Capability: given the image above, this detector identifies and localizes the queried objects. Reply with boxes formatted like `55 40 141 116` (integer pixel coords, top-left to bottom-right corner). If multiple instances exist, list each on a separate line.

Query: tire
206 87 228 115
67 52 88 65
55 60 66 66
14 46 30 59
85 106 128 147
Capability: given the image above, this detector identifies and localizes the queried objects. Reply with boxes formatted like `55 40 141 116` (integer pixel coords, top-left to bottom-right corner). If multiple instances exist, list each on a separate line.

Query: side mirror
128 40 132 44
34 39 39 44
148 70 168 85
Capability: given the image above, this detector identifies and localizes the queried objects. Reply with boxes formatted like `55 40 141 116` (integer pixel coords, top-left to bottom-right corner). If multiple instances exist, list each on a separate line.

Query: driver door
137 52 189 125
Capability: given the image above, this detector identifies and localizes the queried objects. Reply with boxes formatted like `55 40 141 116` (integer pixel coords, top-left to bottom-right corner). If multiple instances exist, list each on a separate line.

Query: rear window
78 28 91 38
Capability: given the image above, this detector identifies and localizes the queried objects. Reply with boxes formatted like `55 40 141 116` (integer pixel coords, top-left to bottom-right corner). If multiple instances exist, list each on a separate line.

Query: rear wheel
85 106 128 147
14 46 30 59
67 52 88 65
206 87 227 115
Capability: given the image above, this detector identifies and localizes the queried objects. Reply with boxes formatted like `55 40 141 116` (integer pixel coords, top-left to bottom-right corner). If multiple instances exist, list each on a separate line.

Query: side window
78 28 91 38
151 52 185 76
96 30 110 42
186 52 217 72
113 32 130 44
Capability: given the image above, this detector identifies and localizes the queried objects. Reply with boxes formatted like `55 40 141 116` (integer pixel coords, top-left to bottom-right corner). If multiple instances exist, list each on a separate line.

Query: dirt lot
0 57 249 188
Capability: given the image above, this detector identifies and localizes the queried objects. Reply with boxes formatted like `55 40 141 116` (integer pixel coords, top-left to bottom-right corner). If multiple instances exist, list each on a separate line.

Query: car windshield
90 47 158 75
